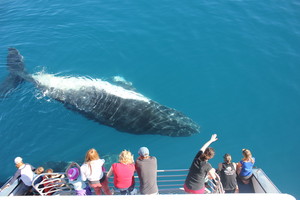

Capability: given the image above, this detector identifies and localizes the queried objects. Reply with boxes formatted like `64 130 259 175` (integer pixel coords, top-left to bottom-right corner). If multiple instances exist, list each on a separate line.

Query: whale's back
32 73 200 136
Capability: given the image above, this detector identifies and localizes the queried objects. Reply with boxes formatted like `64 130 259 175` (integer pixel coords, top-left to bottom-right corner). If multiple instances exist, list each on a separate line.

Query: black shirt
220 162 237 190
185 151 212 190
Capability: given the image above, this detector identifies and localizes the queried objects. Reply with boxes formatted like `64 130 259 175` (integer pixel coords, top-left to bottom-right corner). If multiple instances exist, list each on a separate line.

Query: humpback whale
0 48 200 137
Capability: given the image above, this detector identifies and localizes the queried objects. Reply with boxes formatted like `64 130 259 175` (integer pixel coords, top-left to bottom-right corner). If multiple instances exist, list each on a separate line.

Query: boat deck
0 168 295 200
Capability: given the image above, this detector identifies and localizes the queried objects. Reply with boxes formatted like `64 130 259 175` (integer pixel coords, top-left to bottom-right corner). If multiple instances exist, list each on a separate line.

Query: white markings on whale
0 48 200 137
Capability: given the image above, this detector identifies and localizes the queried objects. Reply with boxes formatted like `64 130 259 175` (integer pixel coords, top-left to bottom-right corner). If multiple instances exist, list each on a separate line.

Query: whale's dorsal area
32 72 150 103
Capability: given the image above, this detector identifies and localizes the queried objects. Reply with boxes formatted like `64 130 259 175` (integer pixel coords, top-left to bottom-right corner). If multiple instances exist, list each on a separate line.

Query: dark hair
223 153 232 164
200 147 215 161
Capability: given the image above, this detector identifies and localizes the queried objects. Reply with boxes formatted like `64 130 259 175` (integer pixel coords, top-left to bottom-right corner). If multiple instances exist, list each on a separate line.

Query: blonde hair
119 150 134 164
35 167 44 174
85 148 100 163
242 149 254 163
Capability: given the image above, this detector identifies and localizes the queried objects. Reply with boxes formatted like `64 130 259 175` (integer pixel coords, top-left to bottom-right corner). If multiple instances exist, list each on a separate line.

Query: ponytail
242 149 253 162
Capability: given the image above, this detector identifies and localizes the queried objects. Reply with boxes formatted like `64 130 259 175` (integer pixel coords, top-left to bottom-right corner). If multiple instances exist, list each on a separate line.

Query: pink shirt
112 163 135 188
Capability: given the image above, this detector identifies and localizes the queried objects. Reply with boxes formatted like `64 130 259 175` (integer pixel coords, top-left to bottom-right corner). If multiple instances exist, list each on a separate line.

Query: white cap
138 147 149 157
14 157 23 164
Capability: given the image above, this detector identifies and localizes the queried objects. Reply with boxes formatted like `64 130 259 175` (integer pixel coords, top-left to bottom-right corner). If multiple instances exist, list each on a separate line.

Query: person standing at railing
236 149 255 184
107 150 137 195
0 157 36 195
81 148 112 195
184 134 218 194
217 153 239 193
135 147 158 195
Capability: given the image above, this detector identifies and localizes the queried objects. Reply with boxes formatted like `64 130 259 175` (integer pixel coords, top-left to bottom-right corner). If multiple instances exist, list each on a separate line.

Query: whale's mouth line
32 72 150 103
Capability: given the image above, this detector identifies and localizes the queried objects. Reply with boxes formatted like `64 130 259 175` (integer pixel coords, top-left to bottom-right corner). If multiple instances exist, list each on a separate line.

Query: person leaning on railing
0 157 36 195
184 134 218 194
217 153 239 193
135 147 158 195
107 150 137 195
80 148 112 195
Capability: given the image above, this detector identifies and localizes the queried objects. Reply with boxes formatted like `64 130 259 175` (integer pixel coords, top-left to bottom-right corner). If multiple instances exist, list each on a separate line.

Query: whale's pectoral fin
0 48 26 97
0 74 24 97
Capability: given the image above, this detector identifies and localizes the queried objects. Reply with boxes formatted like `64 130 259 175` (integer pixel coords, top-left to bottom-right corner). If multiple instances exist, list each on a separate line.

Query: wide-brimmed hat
67 168 79 181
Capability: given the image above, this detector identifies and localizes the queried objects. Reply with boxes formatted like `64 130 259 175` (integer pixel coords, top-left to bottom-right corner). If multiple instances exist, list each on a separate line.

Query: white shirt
69 175 87 190
80 159 105 182
20 164 34 186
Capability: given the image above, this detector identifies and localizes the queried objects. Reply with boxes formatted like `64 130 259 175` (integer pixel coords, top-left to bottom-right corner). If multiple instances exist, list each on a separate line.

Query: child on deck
66 162 92 196
43 168 65 195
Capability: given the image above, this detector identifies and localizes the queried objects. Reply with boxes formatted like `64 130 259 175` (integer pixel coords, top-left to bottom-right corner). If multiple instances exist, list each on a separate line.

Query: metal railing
1 167 282 196
32 173 75 196
252 168 281 193
28 169 223 196
0 177 23 196
107 169 223 194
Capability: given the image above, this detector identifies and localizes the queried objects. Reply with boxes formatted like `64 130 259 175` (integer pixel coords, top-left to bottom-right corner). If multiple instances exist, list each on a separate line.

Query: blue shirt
240 157 255 177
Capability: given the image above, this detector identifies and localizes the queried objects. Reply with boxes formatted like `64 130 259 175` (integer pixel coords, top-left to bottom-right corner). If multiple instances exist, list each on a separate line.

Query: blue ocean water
0 0 299 198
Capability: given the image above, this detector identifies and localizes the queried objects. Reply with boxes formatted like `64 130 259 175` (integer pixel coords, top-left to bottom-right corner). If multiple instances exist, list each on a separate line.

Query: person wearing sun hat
135 147 158 195
1 157 36 195
66 162 92 196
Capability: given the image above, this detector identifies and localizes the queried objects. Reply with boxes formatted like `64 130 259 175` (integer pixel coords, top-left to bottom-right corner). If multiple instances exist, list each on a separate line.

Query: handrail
157 169 189 172
157 179 185 182
252 168 281 193
0 177 22 196
107 168 223 194
1 168 282 196
32 173 74 196
157 174 187 178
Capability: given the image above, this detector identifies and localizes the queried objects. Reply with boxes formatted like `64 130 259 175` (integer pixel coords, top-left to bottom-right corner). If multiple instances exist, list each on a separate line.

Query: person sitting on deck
236 149 255 184
107 150 137 195
0 157 36 195
217 153 239 193
66 162 92 196
43 168 65 195
135 147 158 195
32 167 45 195
184 134 218 194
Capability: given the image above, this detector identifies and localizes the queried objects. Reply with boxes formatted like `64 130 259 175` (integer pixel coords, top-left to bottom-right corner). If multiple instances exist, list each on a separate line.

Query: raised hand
210 134 218 142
